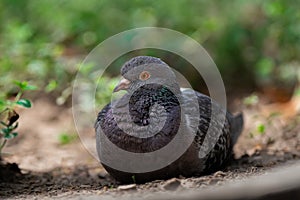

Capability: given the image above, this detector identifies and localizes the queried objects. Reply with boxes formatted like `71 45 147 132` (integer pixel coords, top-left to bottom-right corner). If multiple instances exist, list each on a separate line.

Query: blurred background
1 0 300 107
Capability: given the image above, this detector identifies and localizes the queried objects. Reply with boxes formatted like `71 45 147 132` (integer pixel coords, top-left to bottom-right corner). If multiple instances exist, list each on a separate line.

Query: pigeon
95 56 243 183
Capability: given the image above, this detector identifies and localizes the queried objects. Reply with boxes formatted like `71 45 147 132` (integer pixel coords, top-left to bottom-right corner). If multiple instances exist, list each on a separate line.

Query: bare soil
1 94 300 199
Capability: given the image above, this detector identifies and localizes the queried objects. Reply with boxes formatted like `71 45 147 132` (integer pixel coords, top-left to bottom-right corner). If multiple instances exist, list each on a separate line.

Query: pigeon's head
113 56 179 94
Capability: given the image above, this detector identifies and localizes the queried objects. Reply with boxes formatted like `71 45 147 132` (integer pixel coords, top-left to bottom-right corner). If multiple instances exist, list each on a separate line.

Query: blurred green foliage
0 0 299 104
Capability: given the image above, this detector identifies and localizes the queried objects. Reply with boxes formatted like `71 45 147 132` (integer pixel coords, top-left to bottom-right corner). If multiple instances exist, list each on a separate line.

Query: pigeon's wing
180 88 245 170
95 103 112 130
181 87 243 146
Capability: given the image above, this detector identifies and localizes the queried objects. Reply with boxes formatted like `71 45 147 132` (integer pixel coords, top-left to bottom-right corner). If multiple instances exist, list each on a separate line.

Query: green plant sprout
256 124 266 135
0 81 36 155
58 132 78 145
131 175 136 183
243 94 259 106
248 123 266 139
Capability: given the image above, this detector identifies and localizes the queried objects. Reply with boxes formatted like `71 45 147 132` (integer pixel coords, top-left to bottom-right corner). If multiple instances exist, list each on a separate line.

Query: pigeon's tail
228 112 244 145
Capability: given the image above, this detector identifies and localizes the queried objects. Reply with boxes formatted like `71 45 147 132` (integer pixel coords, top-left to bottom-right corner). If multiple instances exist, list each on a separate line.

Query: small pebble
117 184 137 190
213 171 226 177
97 171 109 179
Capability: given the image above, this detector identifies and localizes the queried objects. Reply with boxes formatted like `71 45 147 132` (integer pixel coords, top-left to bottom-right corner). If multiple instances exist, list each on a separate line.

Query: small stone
97 171 109 179
102 186 108 191
162 178 181 191
117 184 137 190
213 171 226 177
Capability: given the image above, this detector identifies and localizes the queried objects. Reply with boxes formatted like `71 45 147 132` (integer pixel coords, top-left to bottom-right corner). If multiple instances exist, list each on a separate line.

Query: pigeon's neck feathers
136 84 179 105
128 84 180 125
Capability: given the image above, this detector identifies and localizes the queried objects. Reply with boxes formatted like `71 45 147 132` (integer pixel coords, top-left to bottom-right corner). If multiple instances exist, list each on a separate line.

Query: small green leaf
1 128 10 134
0 100 5 106
4 132 18 139
23 84 37 91
14 81 37 91
45 80 57 92
257 124 266 134
131 175 136 183
14 81 27 90
16 99 32 108
58 132 77 145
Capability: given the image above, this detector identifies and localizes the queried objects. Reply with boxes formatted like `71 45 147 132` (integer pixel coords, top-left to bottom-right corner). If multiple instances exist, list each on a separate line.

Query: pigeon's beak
113 78 131 92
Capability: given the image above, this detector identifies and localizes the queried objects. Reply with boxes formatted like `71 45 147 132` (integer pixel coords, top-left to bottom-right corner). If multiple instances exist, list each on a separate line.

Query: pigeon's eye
139 71 151 80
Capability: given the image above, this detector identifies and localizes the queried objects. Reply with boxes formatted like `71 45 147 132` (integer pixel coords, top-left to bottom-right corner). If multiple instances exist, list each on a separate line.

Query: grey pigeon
95 56 243 183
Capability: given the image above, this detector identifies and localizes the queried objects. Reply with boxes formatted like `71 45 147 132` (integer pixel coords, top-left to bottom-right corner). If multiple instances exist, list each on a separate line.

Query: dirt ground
1 94 300 199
